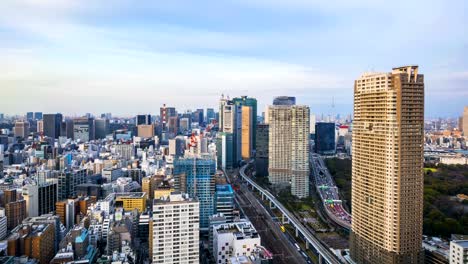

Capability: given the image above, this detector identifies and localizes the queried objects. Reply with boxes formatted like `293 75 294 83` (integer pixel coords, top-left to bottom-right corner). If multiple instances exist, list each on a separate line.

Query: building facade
43 113 63 139
350 66 425 264
314 122 336 155
152 193 199 264
268 101 310 198
450 240 468 264
173 156 215 230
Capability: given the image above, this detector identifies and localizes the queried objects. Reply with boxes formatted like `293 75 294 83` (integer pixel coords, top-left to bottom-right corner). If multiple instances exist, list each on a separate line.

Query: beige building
268 104 309 198
241 105 253 160
14 121 29 138
350 66 425 264
462 106 468 134
37 120 44 133
137 124 155 138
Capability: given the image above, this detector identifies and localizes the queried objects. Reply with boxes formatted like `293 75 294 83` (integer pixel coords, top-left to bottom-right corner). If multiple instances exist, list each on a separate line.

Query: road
310 154 351 229
238 165 342 264
229 173 308 264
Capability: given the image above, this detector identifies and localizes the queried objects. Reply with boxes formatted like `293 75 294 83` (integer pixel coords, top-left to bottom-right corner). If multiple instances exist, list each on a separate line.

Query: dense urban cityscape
0 65 467 263
1 1 467 264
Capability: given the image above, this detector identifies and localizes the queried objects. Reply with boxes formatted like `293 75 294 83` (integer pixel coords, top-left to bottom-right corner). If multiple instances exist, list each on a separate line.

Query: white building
0 208 7 240
268 103 310 198
450 240 468 264
113 144 135 160
213 221 261 264
152 192 199 264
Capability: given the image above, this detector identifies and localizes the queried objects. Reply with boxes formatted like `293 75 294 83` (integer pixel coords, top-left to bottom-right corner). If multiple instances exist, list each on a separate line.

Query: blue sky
0 0 467 118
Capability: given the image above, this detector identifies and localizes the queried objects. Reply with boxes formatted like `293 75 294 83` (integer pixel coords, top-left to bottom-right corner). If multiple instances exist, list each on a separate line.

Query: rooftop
453 240 468 248
216 184 233 194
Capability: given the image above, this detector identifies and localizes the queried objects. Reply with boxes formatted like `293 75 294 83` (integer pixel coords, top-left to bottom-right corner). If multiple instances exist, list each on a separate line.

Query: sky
0 0 467 118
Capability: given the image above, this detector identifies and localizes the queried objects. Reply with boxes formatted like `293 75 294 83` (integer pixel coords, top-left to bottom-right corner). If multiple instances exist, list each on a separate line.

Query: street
230 173 308 264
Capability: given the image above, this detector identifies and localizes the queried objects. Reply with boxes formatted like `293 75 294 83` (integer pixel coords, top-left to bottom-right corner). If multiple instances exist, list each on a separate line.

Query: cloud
0 0 466 117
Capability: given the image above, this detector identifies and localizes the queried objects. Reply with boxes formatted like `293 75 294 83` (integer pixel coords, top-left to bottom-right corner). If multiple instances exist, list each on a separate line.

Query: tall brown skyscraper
350 66 425 263
461 106 468 134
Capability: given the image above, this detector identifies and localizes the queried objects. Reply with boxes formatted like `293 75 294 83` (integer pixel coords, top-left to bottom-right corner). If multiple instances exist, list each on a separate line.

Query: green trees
325 158 468 238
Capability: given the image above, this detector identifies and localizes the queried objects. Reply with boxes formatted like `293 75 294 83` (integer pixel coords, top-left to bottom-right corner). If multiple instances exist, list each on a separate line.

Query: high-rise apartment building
43 113 63 139
268 100 310 198
350 66 424 264
152 193 199 264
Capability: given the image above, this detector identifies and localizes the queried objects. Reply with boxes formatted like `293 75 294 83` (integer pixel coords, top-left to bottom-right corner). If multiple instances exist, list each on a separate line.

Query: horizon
1 0 467 118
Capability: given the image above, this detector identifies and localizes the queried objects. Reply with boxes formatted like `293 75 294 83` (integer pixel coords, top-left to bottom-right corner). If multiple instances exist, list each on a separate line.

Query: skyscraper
136 114 151 125
233 96 258 150
218 95 229 132
350 66 424 264
268 99 310 198
273 96 296 106
94 118 109 139
206 108 215 123
26 112 34 120
315 122 336 155
14 121 29 138
241 105 253 160
462 106 468 134
222 102 242 165
255 124 269 176
160 105 176 129
43 113 63 139
73 117 95 142
216 132 235 170
173 156 215 230
34 112 43 120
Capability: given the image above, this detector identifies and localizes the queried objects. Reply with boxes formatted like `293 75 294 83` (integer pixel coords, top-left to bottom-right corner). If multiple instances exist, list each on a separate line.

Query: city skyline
1 0 467 118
